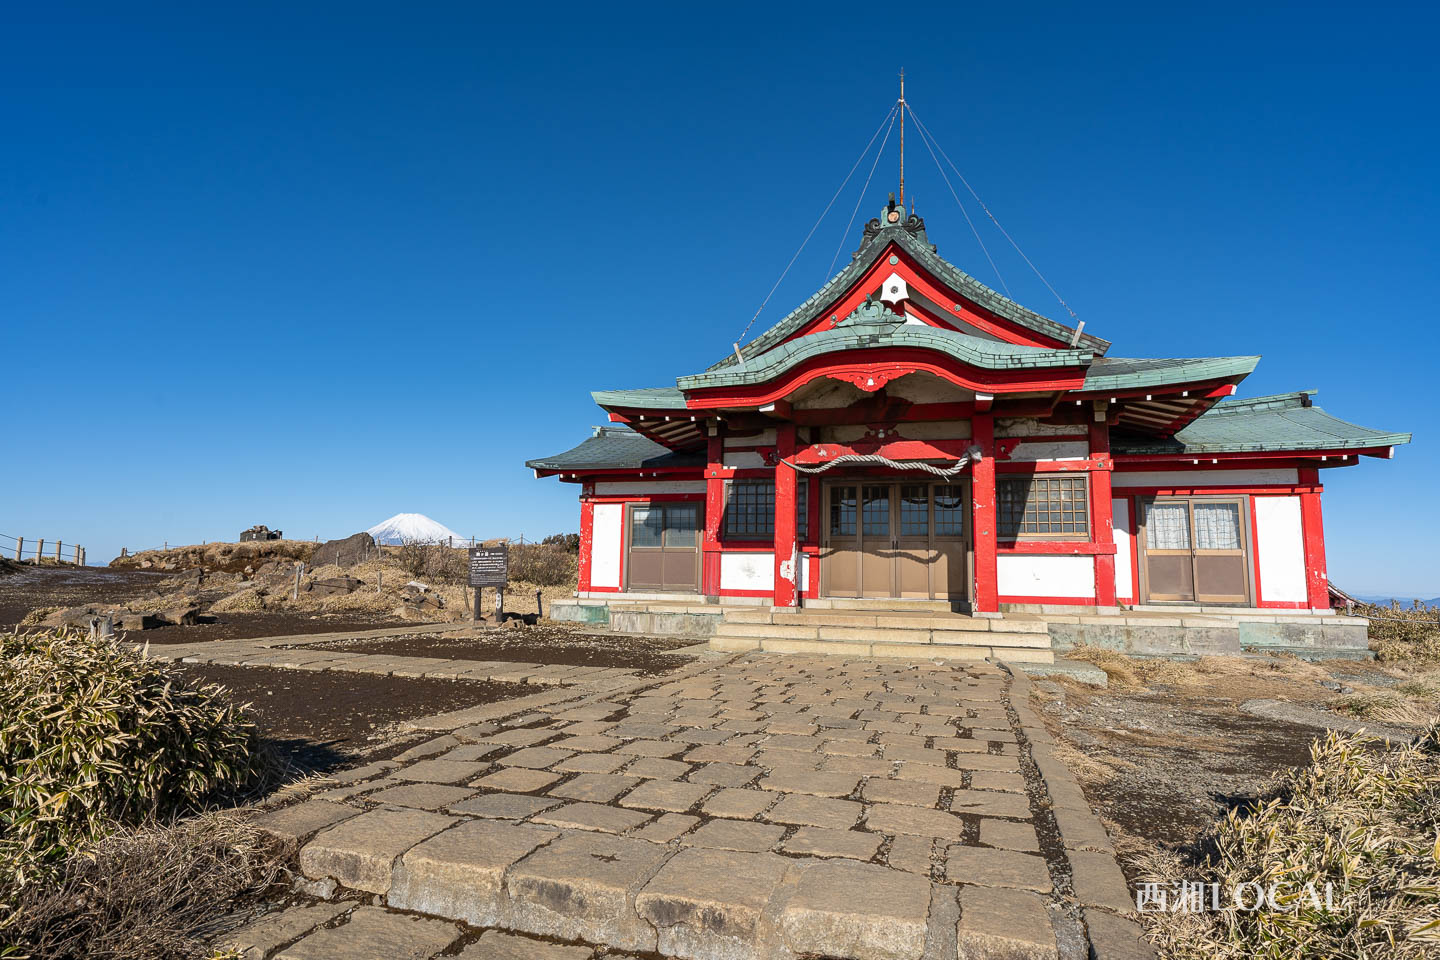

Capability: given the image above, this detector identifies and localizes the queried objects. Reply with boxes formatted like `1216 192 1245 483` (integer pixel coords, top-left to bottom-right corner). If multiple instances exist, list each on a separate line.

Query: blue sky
3 3 1436 595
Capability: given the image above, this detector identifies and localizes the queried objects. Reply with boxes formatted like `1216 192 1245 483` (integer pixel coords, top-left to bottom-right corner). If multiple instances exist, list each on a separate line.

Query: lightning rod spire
898 69 906 205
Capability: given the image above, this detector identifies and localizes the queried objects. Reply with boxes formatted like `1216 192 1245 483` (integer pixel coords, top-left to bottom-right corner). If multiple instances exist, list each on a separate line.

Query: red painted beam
971 413 999 614
702 434 724 597
1298 467 1330 610
1089 420 1116 606
577 500 595 592
773 423 799 608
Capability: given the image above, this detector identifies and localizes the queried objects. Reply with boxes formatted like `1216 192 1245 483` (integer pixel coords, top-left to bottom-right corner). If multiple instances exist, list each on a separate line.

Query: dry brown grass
1061 644 1346 701
3 813 283 960
1364 604 1440 665
109 539 315 573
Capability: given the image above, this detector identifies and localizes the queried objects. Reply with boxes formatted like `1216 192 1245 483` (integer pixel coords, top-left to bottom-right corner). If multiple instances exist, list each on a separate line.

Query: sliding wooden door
1139 497 1250 604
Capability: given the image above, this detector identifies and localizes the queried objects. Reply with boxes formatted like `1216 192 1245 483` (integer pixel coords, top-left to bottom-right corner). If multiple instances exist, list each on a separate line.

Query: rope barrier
782 451 975 478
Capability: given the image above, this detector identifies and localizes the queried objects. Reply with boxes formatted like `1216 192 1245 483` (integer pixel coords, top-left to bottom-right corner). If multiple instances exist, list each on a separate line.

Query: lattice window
900 484 929 537
934 484 965 536
829 485 857 537
723 480 808 540
998 476 1088 538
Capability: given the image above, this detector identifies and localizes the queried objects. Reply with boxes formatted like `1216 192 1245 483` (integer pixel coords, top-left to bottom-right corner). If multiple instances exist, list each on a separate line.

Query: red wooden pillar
1298 467 1330 610
702 432 725 598
1089 419 1117 607
577 496 595 592
773 423 799 608
971 413 999 613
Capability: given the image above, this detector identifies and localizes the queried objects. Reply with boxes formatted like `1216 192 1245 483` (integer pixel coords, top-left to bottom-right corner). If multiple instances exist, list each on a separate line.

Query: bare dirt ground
296 625 700 675
171 663 529 772
1033 652 1438 862
0 564 173 627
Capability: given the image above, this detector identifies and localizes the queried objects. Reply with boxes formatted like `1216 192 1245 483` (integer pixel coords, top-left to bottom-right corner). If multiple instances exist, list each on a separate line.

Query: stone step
713 621 1053 648
710 634 1055 663
802 597 959 612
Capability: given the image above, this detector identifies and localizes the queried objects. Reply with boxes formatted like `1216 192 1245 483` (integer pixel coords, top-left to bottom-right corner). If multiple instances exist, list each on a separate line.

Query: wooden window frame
722 479 807 542
997 474 1090 541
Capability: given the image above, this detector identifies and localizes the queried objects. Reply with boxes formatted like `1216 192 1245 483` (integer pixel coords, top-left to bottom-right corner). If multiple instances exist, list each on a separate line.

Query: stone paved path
223 652 1154 960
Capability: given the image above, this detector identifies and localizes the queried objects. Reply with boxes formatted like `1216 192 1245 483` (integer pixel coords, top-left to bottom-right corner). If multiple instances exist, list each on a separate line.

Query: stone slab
636 847 793 960
215 902 349 960
777 860 931 960
388 820 560 926
252 801 362 850
766 794 862 829
300 807 457 895
275 906 459 960
455 929 595 959
687 818 787 853
505 831 675 953
955 885 1058 960
947 846 1052 894
369 783 476 810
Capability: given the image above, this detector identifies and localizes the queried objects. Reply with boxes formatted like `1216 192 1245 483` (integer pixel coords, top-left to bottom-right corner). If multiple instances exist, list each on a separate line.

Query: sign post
468 545 508 623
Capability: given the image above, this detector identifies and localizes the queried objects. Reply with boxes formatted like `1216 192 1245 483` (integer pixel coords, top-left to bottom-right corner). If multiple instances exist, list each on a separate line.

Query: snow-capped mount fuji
366 513 466 545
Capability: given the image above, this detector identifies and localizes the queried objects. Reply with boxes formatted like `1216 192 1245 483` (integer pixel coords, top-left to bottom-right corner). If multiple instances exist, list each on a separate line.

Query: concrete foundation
550 596 1372 661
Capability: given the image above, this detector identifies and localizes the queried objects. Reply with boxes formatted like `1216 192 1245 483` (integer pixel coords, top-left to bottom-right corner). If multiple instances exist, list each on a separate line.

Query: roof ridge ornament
858 194 930 254
836 297 904 328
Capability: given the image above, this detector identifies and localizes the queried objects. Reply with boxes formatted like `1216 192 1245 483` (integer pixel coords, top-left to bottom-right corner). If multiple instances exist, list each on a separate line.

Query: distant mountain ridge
1352 594 1440 608
366 512 465 545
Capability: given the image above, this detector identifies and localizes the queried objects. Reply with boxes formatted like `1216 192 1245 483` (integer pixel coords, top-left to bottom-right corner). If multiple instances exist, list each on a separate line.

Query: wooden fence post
14 537 21 561
74 545 81 565
56 541 62 561
36 540 44 563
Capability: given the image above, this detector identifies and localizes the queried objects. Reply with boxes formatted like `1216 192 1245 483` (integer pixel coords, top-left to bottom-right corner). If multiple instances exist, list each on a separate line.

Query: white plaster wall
721 552 773 591
1007 441 1089 462
722 451 768 469
1254 496 1306 602
996 417 1080 437
1112 498 1134 600
997 554 1097 598
590 503 624 588
725 429 776 447
1112 468 1298 488
593 481 706 495
887 373 972 404
897 419 971 440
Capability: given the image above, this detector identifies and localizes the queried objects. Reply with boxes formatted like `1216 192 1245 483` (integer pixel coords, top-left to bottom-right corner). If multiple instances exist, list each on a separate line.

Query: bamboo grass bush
0 629 271 891
1141 724 1440 958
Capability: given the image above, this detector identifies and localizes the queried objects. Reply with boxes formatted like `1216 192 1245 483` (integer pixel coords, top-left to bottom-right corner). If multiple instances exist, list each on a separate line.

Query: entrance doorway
626 502 699 592
820 480 970 599
1138 496 1250 604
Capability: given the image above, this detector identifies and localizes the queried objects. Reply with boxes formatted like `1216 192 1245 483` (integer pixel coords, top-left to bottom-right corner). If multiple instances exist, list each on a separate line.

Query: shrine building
526 196 1409 662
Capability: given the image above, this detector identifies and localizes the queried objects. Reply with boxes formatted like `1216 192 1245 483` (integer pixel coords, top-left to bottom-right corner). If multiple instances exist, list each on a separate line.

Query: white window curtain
1145 502 1191 550
1194 502 1242 550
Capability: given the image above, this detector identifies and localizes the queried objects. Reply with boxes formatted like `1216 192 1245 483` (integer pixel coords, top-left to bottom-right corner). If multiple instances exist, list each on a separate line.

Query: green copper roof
708 217 1110 372
526 425 704 472
681 312 1091 392
590 386 687 410
1112 391 1412 455
1080 355 1260 392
